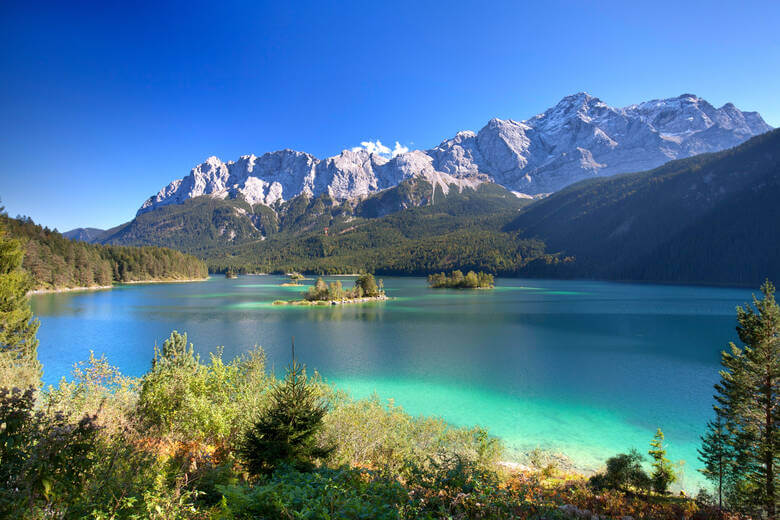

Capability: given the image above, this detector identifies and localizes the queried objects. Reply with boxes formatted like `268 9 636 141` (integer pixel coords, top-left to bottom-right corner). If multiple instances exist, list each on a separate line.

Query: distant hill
2 214 208 290
506 128 780 285
62 227 105 242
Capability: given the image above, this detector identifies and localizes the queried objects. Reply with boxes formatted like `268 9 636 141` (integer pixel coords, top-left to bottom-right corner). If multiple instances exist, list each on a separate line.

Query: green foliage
217 466 407 520
240 357 333 476
0 324 722 519
699 415 731 510
138 331 271 443
0 213 207 290
648 428 676 494
428 269 494 289
707 280 780 516
322 395 502 479
355 272 381 297
402 455 516 519
44 351 138 434
0 218 41 389
0 387 101 518
589 449 651 493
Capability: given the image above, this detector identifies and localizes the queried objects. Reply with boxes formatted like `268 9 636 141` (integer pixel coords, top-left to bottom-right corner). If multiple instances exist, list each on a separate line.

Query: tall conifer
0 215 41 388
240 344 332 476
710 281 779 517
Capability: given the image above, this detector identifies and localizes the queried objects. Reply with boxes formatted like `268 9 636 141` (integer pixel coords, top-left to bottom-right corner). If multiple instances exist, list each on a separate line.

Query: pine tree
712 281 779 517
648 428 676 494
699 415 731 511
0 218 41 389
240 346 332 477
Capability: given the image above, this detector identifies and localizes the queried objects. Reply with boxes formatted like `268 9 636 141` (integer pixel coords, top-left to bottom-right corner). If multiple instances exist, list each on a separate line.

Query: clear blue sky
1 0 778 231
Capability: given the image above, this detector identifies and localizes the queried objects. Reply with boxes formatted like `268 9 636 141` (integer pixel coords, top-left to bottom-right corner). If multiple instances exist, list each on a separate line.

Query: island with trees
428 270 495 289
274 273 387 305
280 272 306 286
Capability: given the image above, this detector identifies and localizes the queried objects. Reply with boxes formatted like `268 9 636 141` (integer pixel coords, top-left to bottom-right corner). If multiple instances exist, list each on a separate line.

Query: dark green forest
94 182 570 276
506 129 780 285
1 213 208 290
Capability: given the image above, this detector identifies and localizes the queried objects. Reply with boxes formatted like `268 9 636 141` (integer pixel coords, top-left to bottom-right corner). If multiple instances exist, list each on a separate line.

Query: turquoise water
31 276 753 489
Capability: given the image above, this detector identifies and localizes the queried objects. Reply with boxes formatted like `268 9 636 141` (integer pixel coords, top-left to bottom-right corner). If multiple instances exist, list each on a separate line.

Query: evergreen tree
699 415 731 511
240 349 332 476
712 281 779 517
0 218 41 389
355 273 380 297
648 428 676 494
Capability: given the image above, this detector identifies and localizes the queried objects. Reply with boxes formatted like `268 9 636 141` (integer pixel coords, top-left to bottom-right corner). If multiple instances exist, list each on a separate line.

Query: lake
32 275 754 489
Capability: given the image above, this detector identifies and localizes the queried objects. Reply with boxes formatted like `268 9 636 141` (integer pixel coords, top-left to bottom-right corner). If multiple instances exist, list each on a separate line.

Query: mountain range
64 93 779 285
136 93 771 215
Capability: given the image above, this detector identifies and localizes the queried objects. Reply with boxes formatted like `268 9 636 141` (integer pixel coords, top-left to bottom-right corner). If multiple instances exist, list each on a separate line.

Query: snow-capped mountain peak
138 93 772 215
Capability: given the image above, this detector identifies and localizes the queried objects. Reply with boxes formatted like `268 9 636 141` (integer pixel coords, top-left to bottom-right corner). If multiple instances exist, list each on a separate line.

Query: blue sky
1 0 779 231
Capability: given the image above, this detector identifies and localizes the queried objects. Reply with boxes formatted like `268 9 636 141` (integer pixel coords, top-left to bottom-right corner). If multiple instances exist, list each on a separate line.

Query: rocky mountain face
138 93 771 215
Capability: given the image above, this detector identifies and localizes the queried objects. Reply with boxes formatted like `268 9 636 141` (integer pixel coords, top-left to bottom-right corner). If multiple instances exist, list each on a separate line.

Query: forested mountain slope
97 181 566 275
506 129 780 285
1 214 208 290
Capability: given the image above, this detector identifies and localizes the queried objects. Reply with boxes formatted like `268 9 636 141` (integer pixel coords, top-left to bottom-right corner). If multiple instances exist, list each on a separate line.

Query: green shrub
44 351 138 435
322 395 502 479
589 449 651 493
0 387 101 518
217 466 406 520
137 331 270 444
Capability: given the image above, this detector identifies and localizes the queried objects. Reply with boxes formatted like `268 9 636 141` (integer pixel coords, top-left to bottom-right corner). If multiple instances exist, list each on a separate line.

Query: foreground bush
0 387 100 518
218 466 406 519
137 331 270 445
240 358 332 476
323 396 502 479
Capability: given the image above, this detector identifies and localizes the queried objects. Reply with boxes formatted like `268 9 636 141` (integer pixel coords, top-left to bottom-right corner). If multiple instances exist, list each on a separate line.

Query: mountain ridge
137 92 771 216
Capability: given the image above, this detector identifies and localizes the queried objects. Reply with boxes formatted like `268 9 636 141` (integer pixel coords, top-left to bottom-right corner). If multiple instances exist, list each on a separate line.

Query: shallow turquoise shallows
32 275 754 489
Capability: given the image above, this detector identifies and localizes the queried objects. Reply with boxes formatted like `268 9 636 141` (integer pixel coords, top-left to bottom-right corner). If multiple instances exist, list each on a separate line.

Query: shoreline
29 285 114 295
119 277 210 285
273 295 389 306
29 277 209 295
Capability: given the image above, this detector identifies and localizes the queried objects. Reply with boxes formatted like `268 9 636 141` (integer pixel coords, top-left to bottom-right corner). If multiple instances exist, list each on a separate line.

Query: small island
427 270 494 289
280 272 305 286
274 273 387 305
225 267 239 279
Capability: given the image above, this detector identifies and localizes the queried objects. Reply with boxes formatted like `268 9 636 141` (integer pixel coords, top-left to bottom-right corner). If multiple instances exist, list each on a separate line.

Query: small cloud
351 139 409 158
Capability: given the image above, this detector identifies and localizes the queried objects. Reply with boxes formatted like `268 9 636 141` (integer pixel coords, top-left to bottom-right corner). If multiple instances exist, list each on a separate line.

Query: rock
138 93 772 215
